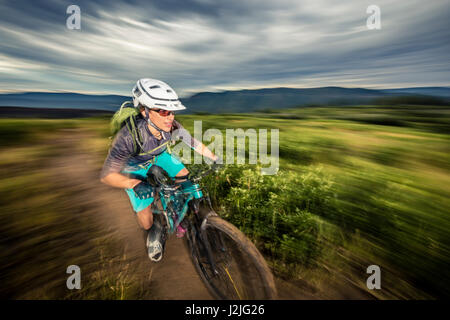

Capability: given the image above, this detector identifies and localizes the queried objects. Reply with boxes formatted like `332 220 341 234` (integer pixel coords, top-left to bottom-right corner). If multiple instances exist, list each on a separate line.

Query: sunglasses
151 109 175 117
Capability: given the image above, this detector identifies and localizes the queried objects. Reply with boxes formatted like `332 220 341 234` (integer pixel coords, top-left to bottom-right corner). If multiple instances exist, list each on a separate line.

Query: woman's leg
136 206 153 230
136 205 164 261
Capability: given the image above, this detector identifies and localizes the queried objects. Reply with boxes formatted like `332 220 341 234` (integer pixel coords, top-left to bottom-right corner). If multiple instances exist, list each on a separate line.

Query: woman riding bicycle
100 78 218 262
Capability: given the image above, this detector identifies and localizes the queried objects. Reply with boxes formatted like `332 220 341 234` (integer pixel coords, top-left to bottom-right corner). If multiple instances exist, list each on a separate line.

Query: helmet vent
133 86 142 97
150 85 160 89
166 89 172 93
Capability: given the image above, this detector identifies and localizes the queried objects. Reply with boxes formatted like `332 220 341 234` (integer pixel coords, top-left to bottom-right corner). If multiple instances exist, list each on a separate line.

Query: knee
137 208 153 230
141 220 153 231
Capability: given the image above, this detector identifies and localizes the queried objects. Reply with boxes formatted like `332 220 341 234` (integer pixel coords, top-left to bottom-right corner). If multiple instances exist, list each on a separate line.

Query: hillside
0 92 128 112
182 87 388 113
0 87 449 114
0 106 114 118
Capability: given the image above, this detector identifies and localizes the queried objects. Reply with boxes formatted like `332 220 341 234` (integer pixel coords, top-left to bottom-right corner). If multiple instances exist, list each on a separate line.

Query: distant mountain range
0 106 113 118
0 86 448 114
0 92 128 112
184 87 450 113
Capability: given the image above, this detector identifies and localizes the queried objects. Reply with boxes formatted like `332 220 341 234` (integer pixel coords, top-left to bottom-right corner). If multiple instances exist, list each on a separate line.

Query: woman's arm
100 172 142 189
172 120 218 162
100 128 138 187
194 142 218 162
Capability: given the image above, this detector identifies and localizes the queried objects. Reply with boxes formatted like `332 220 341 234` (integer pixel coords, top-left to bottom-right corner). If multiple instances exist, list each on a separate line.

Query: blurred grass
0 104 449 299
178 105 450 299
0 118 143 299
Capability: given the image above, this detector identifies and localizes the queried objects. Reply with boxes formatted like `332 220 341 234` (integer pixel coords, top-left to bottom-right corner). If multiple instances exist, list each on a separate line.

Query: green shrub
202 164 336 272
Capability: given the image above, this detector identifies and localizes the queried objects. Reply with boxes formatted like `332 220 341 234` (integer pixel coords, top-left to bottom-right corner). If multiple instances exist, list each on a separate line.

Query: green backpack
109 101 173 157
109 101 144 155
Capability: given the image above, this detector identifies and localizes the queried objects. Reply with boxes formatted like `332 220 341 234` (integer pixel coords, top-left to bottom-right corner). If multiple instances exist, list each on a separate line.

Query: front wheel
188 214 277 300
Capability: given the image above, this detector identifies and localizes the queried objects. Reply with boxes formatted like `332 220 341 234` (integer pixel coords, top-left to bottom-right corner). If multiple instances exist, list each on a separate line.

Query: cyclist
100 78 218 262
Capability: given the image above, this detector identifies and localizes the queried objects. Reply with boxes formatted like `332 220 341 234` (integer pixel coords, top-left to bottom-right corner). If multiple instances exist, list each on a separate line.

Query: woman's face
144 108 175 132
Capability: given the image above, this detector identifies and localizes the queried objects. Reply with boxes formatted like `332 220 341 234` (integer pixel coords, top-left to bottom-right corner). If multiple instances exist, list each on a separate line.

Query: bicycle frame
151 179 204 234
150 177 222 275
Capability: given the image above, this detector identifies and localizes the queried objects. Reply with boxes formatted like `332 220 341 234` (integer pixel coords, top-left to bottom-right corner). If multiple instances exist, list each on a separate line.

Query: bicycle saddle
147 165 172 187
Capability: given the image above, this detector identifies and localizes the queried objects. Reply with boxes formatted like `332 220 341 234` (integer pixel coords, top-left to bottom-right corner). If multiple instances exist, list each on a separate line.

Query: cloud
0 0 448 96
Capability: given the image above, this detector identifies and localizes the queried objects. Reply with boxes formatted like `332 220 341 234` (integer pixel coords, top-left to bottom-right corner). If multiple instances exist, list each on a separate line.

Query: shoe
146 220 164 262
146 234 163 262
176 224 186 238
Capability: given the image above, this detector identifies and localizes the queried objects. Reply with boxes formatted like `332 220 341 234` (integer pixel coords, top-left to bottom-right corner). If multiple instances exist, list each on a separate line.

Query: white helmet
132 78 186 111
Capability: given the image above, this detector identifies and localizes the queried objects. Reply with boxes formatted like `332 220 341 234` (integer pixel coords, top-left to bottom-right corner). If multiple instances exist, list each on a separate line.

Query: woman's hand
132 180 153 199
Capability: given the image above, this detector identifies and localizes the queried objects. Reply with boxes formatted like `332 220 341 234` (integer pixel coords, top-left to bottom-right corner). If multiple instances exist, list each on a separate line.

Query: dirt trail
50 128 212 299
49 128 332 300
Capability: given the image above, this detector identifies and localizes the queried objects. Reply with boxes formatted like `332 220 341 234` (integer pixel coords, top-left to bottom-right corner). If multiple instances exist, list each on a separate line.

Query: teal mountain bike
147 164 277 300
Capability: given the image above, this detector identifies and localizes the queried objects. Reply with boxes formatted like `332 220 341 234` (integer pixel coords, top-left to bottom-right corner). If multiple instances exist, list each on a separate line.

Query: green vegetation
178 105 450 299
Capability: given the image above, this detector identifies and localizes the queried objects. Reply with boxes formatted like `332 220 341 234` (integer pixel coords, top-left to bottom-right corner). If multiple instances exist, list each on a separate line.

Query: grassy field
0 118 144 299
179 104 450 299
0 104 449 299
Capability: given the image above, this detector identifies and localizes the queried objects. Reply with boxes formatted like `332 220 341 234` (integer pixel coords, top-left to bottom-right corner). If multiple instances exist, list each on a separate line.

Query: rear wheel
188 214 277 300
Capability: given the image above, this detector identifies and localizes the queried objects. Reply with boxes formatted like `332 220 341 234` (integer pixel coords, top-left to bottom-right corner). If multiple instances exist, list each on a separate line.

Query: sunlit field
177 104 450 299
0 104 448 299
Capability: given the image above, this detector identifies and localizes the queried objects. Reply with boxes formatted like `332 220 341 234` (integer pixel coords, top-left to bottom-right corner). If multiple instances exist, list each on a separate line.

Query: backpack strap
137 141 169 157
124 114 144 156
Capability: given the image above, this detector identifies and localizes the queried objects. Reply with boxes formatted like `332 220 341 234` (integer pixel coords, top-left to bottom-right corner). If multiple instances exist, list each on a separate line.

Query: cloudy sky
0 0 449 97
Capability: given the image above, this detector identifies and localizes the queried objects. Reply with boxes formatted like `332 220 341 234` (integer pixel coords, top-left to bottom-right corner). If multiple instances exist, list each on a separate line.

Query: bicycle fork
199 212 225 276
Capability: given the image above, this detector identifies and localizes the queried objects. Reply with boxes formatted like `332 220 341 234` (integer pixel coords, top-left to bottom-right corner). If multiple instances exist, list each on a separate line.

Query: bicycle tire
188 214 277 300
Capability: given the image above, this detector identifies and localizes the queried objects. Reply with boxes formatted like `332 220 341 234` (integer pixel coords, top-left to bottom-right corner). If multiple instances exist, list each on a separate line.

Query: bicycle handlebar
153 162 224 190
190 162 224 183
